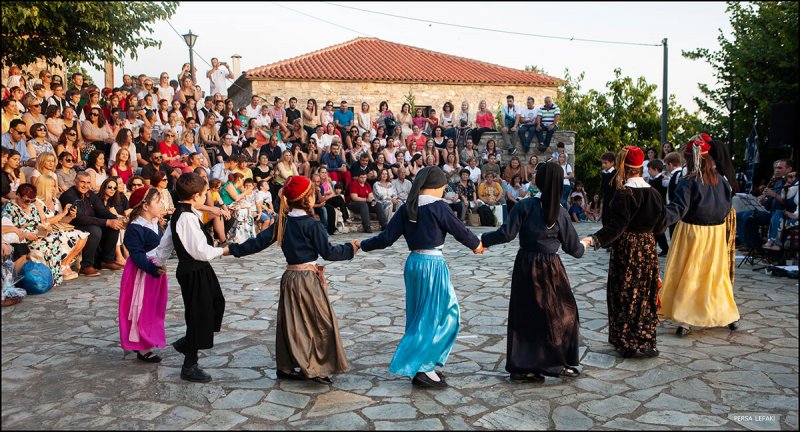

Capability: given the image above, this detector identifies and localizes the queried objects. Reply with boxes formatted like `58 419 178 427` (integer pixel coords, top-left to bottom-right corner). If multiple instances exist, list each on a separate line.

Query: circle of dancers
118 134 739 386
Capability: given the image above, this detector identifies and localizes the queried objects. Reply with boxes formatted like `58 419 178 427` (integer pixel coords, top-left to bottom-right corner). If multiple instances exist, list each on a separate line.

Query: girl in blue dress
357 166 484 388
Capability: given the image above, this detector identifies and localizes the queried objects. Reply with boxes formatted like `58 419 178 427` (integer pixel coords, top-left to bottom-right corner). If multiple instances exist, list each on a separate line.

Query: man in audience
333 100 354 140
207 58 233 98
500 94 519 155
536 96 560 153
481 153 501 180
392 166 413 204
738 159 794 249
286 97 301 125
1 119 31 164
245 95 261 120
141 150 179 188
350 152 377 183
59 171 124 276
347 172 388 233
134 125 158 172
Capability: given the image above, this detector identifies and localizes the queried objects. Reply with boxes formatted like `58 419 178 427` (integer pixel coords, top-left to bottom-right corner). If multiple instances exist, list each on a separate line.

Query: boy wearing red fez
584 146 667 359
227 175 357 384
153 173 228 383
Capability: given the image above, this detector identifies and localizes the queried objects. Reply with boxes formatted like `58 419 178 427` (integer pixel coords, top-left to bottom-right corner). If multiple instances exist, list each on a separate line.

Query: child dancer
228 175 356 384
482 163 589 381
154 173 227 383
356 166 483 388
119 186 168 363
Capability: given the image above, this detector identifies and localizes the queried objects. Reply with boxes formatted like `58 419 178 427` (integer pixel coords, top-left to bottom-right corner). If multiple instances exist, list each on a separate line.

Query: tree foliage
682 1 798 158
558 68 704 195
1 1 179 70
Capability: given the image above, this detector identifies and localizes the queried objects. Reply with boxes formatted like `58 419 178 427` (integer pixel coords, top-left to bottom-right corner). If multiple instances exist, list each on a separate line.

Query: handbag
467 209 481 227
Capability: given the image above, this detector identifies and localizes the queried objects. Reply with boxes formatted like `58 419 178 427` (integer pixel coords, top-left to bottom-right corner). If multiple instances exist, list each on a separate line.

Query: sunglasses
63 158 74 163
106 185 117 190
67 132 77 137
89 113 99 117
131 183 144 188
22 197 36 204
13 129 26 134
152 156 163 160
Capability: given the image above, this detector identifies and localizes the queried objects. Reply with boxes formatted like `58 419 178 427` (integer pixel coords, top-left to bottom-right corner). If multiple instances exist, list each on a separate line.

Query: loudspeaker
768 103 797 149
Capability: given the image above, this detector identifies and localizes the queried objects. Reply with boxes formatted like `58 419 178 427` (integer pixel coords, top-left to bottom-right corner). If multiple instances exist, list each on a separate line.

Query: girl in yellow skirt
660 134 739 336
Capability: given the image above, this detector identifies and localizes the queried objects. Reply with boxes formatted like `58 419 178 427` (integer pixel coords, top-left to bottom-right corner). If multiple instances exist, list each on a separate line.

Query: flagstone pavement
2 223 798 430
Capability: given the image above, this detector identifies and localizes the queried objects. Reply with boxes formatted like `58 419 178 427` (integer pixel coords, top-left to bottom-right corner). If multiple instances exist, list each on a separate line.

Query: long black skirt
606 231 659 353
177 265 225 350
506 251 580 377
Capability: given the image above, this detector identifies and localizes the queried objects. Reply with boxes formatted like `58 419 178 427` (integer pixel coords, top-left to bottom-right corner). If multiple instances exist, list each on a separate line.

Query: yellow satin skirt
659 220 740 327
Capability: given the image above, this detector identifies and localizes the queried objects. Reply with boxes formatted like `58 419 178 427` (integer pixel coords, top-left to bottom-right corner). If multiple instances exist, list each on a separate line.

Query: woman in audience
27 123 55 160
246 118 270 148
440 101 456 140
412 107 427 132
503 156 524 185
178 130 210 169
307 137 321 169
430 126 446 149
504 174 529 213
357 102 375 139
302 99 319 139
34 175 88 281
285 118 306 149
61 106 84 151
523 155 539 184
109 128 137 172
176 76 197 106
55 129 82 171
99 176 131 266
158 129 190 173
110 148 134 186
320 100 335 128
421 138 440 168
375 125 388 147
220 172 256 243
85 149 108 193
55 151 77 194
587 194 602 222
29 152 58 187
3 183 80 286
238 137 258 167
441 138 459 168
199 114 221 163
455 101 473 147
397 103 413 140
471 100 495 145
45 105 64 144
157 98 171 125
373 168 398 221
442 152 461 184
81 107 115 156
459 138 479 168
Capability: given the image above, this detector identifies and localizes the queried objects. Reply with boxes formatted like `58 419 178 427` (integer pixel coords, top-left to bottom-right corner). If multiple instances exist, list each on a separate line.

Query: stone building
228 37 562 120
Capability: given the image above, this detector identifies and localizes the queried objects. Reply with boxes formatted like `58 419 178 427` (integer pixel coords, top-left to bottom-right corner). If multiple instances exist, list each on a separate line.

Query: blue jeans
536 124 558 151
314 206 328 229
561 184 571 209
517 124 537 153
736 210 771 248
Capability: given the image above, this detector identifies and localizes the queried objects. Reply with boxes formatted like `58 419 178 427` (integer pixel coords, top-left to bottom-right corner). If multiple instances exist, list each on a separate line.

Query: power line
322 1 662 48
274 2 370 37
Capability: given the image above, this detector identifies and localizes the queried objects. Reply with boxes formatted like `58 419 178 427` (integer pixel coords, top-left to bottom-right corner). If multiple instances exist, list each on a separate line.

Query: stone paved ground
2 222 798 430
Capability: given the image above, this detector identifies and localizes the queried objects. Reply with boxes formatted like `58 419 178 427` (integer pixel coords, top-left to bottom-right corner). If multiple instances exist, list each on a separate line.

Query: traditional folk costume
482 163 585 380
118 187 169 362
360 166 481 387
155 191 225 382
659 135 739 335
590 147 666 358
228 175 354 383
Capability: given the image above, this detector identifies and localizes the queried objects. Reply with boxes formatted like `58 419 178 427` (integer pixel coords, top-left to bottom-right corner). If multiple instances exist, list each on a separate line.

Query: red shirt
347 180 372 203
476 111 494 129
159 141 181 159
406 134 427 152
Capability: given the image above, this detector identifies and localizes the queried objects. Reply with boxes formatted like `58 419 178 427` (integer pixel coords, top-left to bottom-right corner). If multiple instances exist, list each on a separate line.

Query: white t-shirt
245 104 261 120
561 163 573 186
519 107 539 125
209 67 231 97
156 85 175 103
254 190 272 205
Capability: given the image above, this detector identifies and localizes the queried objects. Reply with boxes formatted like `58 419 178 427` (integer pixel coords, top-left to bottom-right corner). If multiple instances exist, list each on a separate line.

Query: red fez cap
623 146 644 168
282 176 312 202
233 119 243 127
129 186 152 209
685 134 711 155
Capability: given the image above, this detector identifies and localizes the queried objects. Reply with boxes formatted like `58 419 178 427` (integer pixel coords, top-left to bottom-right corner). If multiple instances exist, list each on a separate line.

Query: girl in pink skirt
119 186 168 362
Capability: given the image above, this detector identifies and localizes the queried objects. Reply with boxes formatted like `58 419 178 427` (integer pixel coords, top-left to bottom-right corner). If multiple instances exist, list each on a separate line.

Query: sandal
276 369 305 381
510 372 545 382
309 375 333 384
560 367 581 378
136 351 162 363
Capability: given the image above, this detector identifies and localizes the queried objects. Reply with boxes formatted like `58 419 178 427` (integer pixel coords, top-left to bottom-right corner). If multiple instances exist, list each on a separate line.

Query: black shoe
510 372 545 382
180 364 212 383
412 372 448 388
658 250 669 257
639 348 660 358
363 228 373 233
172 337 186 355
676 326 691 336
309 375 333 385
728 321 739 331
276 369 306 380
508 148 517 155
136 351 162 363
537 144 548 153
619 348 636 358
560 367 581 378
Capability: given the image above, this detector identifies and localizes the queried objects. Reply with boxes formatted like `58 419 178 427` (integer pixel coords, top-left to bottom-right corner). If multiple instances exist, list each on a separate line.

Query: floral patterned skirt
29 229 89 286
606 231 660 353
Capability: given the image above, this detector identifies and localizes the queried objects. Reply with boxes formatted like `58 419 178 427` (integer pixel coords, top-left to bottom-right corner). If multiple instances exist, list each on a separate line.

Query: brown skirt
606 231 660 353
276 269 348 377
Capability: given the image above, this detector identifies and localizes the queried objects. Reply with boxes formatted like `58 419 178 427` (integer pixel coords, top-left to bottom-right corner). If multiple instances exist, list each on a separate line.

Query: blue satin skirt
389 252 460 377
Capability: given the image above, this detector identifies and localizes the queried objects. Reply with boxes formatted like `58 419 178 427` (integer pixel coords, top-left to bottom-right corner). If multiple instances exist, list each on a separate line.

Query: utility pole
661 38 668 145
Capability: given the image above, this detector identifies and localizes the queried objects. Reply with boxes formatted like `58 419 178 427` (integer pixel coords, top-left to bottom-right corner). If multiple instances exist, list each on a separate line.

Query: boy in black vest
599 151 617 228
155 173 227 382
647 159 670 256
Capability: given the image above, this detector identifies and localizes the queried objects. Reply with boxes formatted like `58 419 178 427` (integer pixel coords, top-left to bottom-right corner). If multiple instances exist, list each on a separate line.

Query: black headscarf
709 139 739 193
535 162 564 227
406 166 447 223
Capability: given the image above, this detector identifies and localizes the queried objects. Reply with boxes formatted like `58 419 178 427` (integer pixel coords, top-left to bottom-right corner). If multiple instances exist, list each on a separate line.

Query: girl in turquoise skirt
357 166 484 388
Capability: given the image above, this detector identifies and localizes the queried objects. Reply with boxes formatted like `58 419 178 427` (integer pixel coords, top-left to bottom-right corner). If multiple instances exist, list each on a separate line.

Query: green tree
683 1 798 161
1 1 179 70
559 68 704 195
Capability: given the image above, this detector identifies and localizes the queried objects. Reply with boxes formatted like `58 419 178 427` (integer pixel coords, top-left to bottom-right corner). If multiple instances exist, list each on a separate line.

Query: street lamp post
725 95 739 157
182 30 199 84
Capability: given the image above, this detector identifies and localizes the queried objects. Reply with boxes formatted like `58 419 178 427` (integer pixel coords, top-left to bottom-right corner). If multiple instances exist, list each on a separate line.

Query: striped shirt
537 103 560 126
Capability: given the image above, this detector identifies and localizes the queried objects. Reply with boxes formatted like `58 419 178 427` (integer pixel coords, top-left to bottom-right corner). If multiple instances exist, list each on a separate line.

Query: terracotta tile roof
244 37 561 86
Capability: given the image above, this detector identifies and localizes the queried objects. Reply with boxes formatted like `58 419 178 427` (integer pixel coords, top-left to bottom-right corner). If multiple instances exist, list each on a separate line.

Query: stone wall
229 78 557 119
478 130 577 173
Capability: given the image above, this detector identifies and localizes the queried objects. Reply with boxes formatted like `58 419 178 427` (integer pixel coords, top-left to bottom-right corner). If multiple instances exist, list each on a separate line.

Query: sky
83 1 733 113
